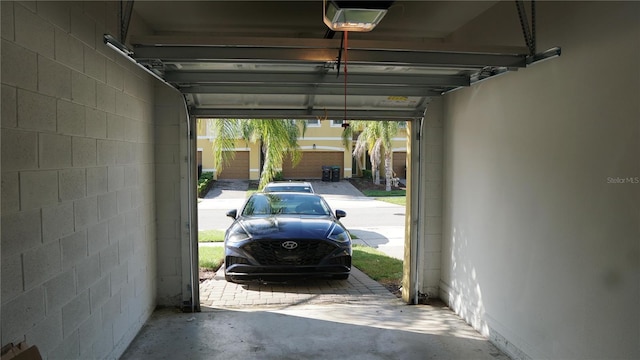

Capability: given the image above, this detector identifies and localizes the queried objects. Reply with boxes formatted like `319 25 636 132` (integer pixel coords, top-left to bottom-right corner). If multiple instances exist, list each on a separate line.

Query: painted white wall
414 98 444 298
441 2 639 359
1 2 157 358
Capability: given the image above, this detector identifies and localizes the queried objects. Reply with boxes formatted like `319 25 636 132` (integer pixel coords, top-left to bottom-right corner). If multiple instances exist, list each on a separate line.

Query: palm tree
342 120 400 191
203 118 306 189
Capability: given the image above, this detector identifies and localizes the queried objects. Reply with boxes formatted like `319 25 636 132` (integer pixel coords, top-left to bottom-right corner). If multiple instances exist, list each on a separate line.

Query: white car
263 181 315 193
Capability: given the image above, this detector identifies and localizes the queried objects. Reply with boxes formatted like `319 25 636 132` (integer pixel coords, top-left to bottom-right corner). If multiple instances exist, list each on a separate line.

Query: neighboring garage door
393 152 407 178
218 151 249 179
283 152 343 179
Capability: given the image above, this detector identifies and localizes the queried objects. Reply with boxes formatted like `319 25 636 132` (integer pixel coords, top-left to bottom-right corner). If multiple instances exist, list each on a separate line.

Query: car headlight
227 224 251 245
327 225 350 243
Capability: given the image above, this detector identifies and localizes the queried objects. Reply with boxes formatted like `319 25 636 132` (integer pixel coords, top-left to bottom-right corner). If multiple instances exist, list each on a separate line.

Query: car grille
241 240 339 266
327 255 351 267
226 256 250 267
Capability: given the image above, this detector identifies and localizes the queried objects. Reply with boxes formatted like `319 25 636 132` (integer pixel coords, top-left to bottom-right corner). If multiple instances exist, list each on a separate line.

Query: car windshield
242 193 330 216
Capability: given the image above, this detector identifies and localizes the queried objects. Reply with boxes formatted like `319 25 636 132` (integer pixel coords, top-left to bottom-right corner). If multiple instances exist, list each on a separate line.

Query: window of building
306 119 321 127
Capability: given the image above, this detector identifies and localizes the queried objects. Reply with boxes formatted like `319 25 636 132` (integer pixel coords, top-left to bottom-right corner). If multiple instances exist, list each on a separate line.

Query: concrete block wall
1 2 157 359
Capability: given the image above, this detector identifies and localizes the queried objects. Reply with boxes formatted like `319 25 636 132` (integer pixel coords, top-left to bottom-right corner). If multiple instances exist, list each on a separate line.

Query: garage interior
1 1 638 359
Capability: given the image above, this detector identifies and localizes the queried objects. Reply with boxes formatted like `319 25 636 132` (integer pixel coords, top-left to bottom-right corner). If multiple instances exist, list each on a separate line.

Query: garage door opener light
323 0 392 32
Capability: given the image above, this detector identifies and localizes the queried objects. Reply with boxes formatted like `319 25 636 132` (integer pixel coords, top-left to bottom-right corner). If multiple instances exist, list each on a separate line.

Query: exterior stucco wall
1 1 157 358
196 119 258 179
196 137 256 179
441 2 639 359
196 119 407 181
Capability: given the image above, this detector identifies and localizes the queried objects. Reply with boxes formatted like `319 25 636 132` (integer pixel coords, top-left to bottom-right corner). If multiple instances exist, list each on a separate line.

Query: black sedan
224 192 352 283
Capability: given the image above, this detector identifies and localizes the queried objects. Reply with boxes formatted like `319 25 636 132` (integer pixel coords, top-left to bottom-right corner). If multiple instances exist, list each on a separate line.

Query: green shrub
197 172 214 197
200 171 214 181
361 169 372 179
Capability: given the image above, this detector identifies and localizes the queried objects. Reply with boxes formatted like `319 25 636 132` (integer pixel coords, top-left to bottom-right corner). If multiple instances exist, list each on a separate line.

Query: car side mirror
335 209 346 219
226 209 238 219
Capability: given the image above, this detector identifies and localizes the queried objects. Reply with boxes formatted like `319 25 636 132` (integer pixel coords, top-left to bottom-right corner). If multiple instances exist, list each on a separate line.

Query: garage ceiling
115 1 554 120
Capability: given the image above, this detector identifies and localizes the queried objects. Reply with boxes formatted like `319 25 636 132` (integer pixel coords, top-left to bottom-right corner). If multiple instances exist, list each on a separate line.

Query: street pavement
197 179 406 259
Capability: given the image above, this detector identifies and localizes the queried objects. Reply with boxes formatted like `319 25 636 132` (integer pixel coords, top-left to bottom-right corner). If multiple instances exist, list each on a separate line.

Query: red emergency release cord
343 31 349 127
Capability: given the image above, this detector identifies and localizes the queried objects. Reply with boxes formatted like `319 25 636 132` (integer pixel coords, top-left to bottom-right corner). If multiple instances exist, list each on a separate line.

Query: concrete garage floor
122 272 510 360
121 302 509 360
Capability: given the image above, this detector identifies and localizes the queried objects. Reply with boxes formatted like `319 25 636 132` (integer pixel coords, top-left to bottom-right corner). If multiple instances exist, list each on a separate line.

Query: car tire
332 274 349 280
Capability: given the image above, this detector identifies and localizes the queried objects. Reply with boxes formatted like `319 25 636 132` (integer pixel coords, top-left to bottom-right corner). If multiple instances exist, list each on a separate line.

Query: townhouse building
197 119 408 181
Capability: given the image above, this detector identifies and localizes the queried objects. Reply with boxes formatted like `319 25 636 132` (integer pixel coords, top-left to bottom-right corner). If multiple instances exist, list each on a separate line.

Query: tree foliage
203 119 306 189
342 120 400 191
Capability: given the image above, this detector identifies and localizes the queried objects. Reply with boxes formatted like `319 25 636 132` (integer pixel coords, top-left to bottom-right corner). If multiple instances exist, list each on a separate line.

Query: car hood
237 216 337 240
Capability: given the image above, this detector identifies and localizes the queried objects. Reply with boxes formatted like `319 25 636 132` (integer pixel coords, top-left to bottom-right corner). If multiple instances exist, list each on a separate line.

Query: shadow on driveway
204 179 249 199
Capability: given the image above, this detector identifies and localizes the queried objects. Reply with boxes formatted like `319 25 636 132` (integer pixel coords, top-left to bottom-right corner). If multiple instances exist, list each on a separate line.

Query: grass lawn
198 229 225 242
199 246 224 269
374 196 405 206
362 189 406 197
361 189 406 206
351 244 403 283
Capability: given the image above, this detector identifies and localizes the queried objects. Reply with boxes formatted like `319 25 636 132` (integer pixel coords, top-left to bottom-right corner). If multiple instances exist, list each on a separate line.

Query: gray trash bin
331 166 340 182
322 166 331 181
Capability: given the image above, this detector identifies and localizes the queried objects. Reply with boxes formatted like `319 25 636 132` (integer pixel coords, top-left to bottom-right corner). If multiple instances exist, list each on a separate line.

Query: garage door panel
218 151 249 179
392 152 407 178
283 152 342 179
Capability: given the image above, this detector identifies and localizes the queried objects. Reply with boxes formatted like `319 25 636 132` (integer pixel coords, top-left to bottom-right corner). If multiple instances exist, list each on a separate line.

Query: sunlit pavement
200 267 397 308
